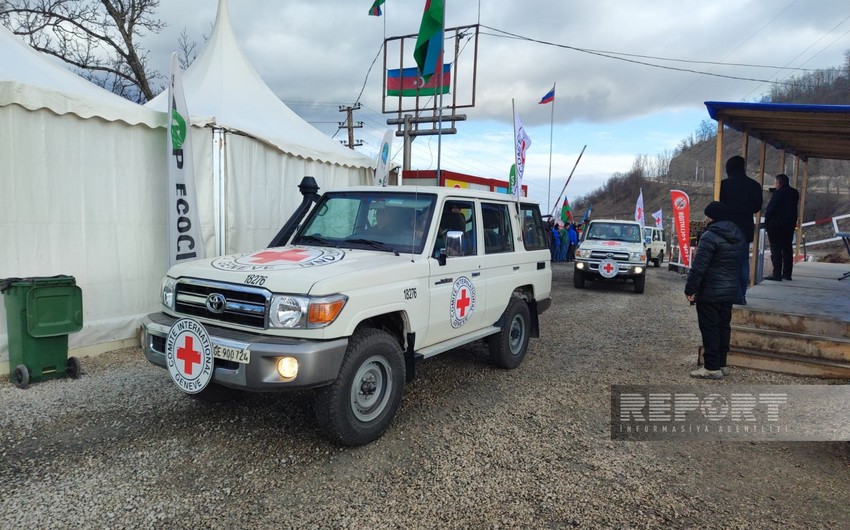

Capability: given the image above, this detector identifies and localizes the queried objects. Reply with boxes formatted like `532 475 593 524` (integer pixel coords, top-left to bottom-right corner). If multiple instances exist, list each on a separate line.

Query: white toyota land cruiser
573 219 647 293
141 178 552 446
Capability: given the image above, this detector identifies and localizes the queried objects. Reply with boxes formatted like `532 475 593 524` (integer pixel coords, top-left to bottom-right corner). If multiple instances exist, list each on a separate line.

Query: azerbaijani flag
560 196 572 224
386 64 451 97
539 85 555 105
414 0 444 82
580 205 592 224
368 0 385 16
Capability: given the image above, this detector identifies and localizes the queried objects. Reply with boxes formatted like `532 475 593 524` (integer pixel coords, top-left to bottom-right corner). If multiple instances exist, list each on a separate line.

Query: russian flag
539 85 555 105
386 64 451 97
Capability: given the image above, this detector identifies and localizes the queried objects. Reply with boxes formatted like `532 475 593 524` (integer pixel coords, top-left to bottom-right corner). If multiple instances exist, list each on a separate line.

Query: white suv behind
141 178 552 446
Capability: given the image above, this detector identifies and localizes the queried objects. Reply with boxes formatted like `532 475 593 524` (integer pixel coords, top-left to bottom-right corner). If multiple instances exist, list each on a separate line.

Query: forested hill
571 51 850 226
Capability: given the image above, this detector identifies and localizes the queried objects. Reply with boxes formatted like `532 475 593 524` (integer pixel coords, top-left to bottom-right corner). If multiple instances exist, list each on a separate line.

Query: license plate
213 344 250 364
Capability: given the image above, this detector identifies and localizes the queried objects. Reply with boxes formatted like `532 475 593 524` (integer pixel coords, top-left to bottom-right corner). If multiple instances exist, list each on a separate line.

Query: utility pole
338 104 363 149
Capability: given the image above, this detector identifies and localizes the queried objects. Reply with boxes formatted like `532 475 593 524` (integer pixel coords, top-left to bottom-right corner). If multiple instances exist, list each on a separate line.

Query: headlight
269 295 308 328
269 294 348 329
161 277 177 309
630 252 645 262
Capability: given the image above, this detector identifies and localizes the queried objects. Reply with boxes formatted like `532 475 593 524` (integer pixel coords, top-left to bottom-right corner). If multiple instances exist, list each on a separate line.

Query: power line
479 25 813 85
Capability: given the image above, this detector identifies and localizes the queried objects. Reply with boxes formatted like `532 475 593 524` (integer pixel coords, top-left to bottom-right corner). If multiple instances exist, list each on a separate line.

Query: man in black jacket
719 156 763 304
763 174 800 281
685 201 746 379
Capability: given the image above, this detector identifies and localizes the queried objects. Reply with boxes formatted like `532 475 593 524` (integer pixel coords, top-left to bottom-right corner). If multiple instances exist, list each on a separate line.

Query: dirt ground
1 262 848 529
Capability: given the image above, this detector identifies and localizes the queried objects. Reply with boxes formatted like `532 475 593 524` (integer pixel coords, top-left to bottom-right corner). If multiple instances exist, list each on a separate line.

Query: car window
482 202 514 254
587 222 642 243
293 191 436 254
521 204 547 251
433 200 477 257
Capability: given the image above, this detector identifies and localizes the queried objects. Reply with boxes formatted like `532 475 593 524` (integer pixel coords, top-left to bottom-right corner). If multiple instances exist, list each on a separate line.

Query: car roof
589 219 642 226
324 185 540 206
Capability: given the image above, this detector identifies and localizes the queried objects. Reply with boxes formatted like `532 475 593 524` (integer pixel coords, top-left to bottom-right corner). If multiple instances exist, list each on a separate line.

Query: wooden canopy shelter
704 101 850 284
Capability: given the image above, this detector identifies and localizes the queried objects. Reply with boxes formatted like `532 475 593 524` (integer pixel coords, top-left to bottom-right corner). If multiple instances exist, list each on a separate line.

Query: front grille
175 279 269 328
590 251 630 261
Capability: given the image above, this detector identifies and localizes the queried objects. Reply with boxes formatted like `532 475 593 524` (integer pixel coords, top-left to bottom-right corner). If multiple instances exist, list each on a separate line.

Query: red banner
670 189 691 267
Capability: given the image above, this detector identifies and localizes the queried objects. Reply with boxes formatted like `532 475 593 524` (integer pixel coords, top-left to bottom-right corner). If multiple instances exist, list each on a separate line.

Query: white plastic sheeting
0 105 169 362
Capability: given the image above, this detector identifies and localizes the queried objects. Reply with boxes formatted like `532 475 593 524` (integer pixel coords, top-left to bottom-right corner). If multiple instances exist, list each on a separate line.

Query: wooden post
779 150 786 174
713 120 725 201
792 156 800 188
796 159 809 259
750 141 767 286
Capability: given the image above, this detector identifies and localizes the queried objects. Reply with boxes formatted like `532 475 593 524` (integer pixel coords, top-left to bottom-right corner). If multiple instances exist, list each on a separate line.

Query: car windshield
586 222 642 243
292 191 437 254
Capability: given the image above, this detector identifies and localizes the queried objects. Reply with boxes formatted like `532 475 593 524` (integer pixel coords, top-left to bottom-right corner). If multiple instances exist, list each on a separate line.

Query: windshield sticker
450 276 476 328
212 247 345 271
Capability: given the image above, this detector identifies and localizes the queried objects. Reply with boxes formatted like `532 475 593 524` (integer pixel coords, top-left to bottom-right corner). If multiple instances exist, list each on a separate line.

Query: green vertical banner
167 53 205 267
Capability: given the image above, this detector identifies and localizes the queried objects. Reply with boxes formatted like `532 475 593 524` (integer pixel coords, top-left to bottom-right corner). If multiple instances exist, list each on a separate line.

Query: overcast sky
145 0 850 211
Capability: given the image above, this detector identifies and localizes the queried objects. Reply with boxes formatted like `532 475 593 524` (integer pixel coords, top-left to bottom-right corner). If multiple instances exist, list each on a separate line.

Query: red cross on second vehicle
165 318 214 394
598 258 620 279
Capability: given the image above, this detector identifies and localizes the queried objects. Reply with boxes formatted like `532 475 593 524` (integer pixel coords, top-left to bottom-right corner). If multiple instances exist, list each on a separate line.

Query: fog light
635 267 644 274
276 357 299 380
576 262 585 269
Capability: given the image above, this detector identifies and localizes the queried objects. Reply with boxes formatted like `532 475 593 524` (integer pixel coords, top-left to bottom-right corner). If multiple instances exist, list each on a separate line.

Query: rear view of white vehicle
141 178 552 446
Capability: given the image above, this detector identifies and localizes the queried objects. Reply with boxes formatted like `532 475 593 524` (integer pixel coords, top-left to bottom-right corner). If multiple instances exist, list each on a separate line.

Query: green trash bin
1 275 83 388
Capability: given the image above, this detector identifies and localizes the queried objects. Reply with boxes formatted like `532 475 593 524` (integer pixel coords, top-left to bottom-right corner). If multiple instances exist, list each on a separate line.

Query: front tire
315 329 405 446
573 269 585 289
488 297 531 369
634 275 646 294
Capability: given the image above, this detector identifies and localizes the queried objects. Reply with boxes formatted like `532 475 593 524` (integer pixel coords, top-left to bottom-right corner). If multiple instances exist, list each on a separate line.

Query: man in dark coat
719 155 763 305
763 173 800 281
685 201 745 379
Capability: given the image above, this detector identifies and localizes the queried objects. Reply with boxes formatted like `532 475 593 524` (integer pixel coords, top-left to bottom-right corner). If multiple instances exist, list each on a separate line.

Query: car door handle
472 272 481 277
434 277 453 285
513 266 520 271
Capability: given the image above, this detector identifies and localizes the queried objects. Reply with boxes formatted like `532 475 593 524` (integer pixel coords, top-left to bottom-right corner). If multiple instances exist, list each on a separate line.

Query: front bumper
141 312 348 391
574 260 646 278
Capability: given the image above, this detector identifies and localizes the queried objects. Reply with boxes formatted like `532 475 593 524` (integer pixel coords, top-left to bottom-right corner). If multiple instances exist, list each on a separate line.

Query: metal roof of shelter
705 101 850 161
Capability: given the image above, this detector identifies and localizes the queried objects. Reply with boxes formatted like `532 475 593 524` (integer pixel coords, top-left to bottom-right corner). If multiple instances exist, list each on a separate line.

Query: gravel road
1 264 848 529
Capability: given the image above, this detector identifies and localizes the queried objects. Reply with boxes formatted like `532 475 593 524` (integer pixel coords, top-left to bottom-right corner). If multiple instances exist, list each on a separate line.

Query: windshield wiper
296 234 336 247
345 238 400 256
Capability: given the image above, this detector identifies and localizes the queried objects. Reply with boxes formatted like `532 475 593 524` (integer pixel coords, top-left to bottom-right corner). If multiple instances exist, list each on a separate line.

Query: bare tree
176 27 196 70
0 0 165 103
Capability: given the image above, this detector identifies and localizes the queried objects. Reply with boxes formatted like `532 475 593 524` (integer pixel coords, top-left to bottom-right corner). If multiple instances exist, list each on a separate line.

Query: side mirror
445 231 465 257
438 248 447 266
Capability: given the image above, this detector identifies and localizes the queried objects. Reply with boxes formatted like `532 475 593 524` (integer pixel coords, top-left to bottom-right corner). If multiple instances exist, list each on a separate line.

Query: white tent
146 0 376 254
0 24 168 367
0 0 376 371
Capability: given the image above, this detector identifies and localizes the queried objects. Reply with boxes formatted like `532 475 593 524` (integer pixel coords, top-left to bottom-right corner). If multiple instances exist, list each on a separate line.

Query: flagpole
436 0 446 181
547 82 555 214
512 98 520 213
550 144 586 217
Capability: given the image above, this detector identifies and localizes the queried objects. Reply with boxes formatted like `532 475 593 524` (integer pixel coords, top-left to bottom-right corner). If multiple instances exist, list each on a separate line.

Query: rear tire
634 275 646 294
315 329 405 446
573 269 585 289
488 297 531 369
